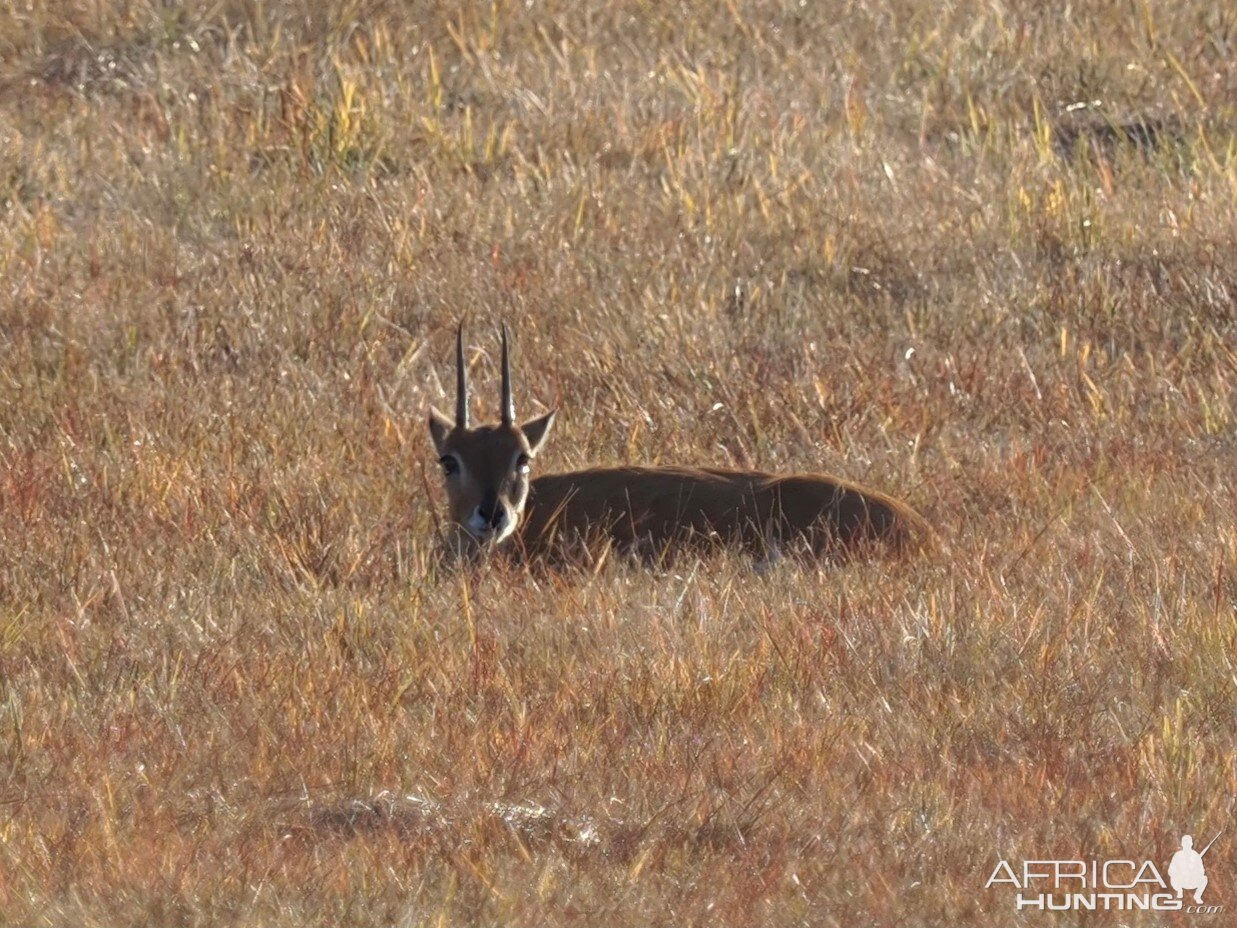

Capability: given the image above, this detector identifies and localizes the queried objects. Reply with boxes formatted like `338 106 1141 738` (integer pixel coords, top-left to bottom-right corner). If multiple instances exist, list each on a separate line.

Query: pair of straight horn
454 324 515 430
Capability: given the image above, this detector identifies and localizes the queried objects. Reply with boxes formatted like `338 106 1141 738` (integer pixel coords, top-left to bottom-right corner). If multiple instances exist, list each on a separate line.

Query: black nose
478 505 506 529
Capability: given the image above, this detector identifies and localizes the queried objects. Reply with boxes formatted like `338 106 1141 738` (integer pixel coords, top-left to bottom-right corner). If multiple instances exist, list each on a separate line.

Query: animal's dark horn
500 323 514 426
455 323 469 429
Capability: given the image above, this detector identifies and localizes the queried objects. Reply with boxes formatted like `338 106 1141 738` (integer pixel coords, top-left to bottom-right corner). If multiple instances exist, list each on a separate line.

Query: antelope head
428 324 555 547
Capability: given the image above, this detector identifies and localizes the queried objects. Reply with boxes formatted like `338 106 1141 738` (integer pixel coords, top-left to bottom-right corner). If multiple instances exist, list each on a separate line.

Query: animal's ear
428 407 455 456
521 409 556 455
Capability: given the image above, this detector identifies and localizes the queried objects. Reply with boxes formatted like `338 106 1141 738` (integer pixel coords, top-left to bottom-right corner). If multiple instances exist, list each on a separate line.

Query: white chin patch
465 517 515 545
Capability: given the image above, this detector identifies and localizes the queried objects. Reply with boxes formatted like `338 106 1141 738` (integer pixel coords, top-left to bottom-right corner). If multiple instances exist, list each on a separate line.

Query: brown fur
429 327 930 565
428 413 554 547
512 465 931 564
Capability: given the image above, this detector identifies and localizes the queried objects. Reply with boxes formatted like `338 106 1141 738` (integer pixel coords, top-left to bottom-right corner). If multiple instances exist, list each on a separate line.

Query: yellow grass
0 1 1233 925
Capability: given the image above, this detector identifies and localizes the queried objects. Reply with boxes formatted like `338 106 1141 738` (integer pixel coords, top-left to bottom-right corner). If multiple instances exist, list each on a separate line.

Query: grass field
0 1 1234 925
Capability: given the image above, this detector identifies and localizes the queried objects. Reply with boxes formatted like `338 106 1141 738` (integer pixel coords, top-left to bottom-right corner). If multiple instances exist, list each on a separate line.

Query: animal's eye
515 453 531 475
439 455 459 476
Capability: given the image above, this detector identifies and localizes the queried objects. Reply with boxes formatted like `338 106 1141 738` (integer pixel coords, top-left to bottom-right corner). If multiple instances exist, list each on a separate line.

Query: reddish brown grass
0 1 1233 925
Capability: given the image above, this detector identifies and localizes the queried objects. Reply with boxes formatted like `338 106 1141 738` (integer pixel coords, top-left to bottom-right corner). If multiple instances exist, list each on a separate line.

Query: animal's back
517 465 930 560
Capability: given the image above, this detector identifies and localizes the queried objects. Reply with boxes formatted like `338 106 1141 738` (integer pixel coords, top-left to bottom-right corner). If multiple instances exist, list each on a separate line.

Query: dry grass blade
0 1 1233 926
